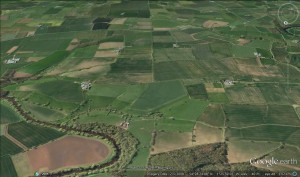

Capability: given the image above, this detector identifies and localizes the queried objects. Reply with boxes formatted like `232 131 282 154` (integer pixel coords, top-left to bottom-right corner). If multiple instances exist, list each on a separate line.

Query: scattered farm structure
223 79 234 86
119 121 129 129
254 52 262 58
81 82 92 90
5 55 20 64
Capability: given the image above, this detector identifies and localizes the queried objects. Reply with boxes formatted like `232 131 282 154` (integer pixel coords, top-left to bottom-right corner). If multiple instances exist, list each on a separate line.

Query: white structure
224 80 234 86
5 54 20 64
254 52 261 57
81 82 91 90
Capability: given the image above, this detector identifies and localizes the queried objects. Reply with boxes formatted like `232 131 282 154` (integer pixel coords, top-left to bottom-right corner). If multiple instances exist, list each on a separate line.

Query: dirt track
3 124 28 151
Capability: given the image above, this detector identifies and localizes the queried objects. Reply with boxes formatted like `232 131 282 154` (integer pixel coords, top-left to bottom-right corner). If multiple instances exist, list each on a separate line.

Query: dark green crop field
1 156 18 177
8 121 65 148
0 136 23 157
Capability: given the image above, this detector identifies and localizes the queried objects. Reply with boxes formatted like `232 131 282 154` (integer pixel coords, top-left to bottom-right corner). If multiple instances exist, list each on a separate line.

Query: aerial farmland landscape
0 1 300 177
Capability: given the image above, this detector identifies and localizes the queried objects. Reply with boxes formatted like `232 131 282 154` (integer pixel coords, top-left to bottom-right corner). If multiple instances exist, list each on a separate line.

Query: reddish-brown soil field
27 136 110 171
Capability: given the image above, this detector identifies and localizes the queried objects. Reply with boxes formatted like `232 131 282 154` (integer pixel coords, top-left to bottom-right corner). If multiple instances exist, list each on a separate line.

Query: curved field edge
2 95 138 177
13 135 116 176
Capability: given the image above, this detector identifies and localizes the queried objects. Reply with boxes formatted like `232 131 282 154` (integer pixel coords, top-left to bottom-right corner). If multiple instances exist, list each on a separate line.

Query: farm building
224 80 234 86
5 54 20 64
81 82 91 90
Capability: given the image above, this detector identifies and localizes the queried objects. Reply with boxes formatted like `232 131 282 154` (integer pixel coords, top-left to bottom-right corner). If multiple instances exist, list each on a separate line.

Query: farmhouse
81 82 91 90
119 121 129 129
5 54 20 64
254 52 262 58
224 79 234 86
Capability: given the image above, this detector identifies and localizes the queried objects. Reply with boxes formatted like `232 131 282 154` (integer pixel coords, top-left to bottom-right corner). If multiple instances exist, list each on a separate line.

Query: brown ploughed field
27 136 110 171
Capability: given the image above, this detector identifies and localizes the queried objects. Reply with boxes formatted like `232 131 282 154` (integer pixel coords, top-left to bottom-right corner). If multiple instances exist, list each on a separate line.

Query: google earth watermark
250 157 298 167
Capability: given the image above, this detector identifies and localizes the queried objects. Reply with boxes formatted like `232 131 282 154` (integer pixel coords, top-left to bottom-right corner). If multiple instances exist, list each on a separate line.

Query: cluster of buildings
4 55 20 64
119 121 129 129
80 82 92 90
254 52 262 58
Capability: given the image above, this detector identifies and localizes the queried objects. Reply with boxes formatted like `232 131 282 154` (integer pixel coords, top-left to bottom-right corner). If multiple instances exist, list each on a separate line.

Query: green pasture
77 111 123 125
0 101 21 124
18 51 69 75
226 125 299 146
131 80 187 111
117 84 146 103
156 119 195 132
153 48 195 63
34 79 83 103
88 84 127 97
23 103 65 122
208 93 229 103
223 104 266 127
256 83 291 104
160 97 208 122
129 119 155 147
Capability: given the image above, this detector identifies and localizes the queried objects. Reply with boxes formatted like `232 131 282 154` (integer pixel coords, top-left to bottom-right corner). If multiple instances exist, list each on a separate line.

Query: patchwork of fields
1 1 300 176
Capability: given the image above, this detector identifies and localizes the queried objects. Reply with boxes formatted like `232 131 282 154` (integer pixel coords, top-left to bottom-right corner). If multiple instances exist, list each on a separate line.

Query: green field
185 83 208 99
1 136 23 157
26 92 79 112
256 83 291 104
117 84 146 103
225 85 266 104
129 119 155 147
132 80 187 111
1 156 18 177
34 79 84 103
18 37 71 53
23 103 65 122
153 48 195 62
8 121 65 148
88 84 127 98
224 104 300 127
160 97 209 122
208 92 229 103
0 101 21 124
265 105 300 126
226 125 299 146
77 111 123 125
223 104 266 127
156 119 195 132
18 51 69 75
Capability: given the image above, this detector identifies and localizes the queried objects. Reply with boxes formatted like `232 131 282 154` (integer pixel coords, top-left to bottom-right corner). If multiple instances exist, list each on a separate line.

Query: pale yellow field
151 132 193 154
26 57 44 62
99 42 124 49
94 50 119 58
6 46 18 54
12 153 33 177
203 20 228 28
227 140 281 163
110 18 127 24
193 122 224 145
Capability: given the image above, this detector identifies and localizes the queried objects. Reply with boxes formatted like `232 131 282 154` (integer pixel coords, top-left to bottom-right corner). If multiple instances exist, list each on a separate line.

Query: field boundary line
195 120 224 129
3 124 28 151
230 124 300 129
